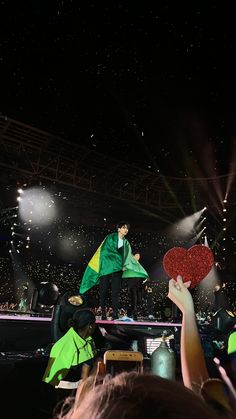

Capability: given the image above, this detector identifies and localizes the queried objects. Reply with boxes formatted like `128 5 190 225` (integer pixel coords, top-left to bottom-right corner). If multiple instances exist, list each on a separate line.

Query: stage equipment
30 282 59 314
51 291 86 342
212 308 236 334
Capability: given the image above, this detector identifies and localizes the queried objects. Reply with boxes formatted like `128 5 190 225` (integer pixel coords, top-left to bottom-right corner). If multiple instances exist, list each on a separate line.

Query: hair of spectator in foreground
55 371 231 419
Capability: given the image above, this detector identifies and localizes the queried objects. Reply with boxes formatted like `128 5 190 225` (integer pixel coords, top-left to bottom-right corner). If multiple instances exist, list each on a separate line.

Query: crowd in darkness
0 222 235 317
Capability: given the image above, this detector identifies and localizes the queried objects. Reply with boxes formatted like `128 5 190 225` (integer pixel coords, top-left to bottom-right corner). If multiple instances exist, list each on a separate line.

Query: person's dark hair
68 308 96 330
58 371 222 419
116 221 130 230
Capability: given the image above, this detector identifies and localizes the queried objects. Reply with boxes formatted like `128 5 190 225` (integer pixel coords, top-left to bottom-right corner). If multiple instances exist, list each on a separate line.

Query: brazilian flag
79 233 149 294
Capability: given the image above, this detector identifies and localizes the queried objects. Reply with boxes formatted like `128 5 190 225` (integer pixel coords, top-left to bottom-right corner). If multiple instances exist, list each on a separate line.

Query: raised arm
168 275 209 392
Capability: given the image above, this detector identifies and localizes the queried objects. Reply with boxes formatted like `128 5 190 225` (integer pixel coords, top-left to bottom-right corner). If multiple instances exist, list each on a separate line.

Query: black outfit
99 270 122 319
146 287 154 317
127 278 141 319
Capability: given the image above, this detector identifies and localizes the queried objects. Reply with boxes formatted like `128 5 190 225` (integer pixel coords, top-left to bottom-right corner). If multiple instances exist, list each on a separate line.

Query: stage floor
0 311 182 352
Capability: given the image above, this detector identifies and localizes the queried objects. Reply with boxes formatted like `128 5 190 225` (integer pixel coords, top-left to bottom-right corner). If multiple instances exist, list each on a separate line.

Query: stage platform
0 311 182 352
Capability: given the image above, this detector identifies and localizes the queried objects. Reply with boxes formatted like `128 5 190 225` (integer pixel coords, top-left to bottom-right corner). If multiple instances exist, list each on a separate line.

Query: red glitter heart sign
163 245 214 288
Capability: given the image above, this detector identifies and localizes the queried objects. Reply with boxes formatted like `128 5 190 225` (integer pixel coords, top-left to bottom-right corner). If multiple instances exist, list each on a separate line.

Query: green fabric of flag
42 327 96 386
79 232 149 294
80 233 122 294
122 241 149 279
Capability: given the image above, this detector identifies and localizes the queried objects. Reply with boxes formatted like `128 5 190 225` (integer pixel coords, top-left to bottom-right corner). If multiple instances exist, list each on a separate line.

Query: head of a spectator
133 252 140 261
58 371 224 419
68 308 96 339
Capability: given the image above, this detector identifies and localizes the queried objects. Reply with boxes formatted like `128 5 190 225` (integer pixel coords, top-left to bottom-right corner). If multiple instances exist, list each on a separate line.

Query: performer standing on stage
79 222 149 320
122 252 149 320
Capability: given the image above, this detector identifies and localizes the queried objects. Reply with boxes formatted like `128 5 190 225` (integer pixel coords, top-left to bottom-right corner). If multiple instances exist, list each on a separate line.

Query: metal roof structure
0 115 234 214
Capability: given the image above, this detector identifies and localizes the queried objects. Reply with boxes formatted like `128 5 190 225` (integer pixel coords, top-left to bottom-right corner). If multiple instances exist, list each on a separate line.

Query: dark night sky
1 2 236 302
1 1 236 178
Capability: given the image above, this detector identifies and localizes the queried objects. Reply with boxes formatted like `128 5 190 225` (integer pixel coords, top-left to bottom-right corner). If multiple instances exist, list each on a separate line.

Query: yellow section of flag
88 240 104 273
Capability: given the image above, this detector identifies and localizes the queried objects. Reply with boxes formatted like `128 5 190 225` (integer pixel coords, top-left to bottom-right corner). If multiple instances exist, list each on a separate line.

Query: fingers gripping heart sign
163 245 215 288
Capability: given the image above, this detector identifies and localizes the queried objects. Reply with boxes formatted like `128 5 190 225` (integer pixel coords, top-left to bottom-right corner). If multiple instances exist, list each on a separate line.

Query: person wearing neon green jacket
42 308 97 396
228 330 236 355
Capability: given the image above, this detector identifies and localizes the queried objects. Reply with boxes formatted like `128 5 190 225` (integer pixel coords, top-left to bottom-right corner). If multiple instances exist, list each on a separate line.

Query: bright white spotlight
18 187 57 226
223 208 227 212
17 188 23 194
223 199 227 203
204 235 209 247
171 209 206 239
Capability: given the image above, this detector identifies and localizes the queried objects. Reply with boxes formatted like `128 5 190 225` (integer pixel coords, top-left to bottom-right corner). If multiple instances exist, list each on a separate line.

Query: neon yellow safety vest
227 330 236 355
42 327 96 386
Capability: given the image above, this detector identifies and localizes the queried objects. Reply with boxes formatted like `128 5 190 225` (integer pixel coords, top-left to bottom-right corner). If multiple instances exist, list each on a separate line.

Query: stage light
212 308 236 334
223 227 227 231
223 199 227 203
170 209 206 239
223 208 227 212
223 218 226 222
17 197 21 202
38 282 59 305
19 186 57 226
30 282 59 313
17 188 23 194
